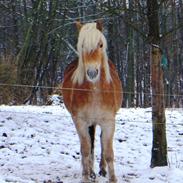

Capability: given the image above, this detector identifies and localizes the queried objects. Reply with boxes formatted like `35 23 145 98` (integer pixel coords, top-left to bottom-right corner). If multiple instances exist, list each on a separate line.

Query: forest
0 0 183 107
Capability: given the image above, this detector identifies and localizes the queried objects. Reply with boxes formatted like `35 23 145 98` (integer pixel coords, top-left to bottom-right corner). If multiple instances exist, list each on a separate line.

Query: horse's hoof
90 171 96 181
109 175 117 183
99 168 107 177
81 179 91 183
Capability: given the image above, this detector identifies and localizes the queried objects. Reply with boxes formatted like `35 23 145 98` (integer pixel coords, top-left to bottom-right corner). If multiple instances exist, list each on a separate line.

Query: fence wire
0 81 182 126
0 82 183 97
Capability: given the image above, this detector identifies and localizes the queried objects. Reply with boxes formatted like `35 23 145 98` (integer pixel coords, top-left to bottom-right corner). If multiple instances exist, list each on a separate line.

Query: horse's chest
90 90 101 105
79 89 100 108
70 82 116 122
73 85 103 107
78 91 112 124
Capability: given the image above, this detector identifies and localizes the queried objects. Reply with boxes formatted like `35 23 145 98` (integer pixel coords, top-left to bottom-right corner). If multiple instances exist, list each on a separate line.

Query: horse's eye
99 43 103 48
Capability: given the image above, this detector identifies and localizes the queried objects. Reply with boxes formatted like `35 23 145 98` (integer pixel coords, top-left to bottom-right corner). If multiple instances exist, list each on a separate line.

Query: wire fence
0 82 183 97
0 58 182 125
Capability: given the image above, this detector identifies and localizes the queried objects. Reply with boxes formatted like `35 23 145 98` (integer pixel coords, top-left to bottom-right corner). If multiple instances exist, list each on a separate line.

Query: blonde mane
72 22 111 85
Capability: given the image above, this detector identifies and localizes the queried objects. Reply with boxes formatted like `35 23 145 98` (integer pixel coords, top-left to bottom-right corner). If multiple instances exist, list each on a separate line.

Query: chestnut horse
62 21 122 183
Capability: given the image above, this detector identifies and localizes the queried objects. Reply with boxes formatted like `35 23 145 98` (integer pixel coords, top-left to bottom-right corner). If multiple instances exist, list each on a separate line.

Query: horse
62 21 123 183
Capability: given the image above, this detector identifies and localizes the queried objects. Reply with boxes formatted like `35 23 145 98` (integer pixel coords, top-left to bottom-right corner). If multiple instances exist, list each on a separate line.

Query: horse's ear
75 21 83 31
96 20 103 32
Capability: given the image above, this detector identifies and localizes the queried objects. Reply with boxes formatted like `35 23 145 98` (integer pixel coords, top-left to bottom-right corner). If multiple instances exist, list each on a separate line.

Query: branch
161 23 183 40
122 17 147 39
62 38 78 56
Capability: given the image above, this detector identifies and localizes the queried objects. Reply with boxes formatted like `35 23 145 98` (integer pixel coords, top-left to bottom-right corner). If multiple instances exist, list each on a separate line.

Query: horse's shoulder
64 58 78 76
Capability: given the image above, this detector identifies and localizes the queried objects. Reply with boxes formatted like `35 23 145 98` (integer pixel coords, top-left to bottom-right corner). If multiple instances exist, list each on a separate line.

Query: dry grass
0 55 17 104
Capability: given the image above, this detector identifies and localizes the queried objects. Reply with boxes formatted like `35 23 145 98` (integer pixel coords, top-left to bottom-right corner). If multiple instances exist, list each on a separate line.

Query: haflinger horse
62 21 123 183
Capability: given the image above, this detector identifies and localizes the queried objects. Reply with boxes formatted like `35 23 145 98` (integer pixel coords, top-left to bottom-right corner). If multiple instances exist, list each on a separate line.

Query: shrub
0 56 17 104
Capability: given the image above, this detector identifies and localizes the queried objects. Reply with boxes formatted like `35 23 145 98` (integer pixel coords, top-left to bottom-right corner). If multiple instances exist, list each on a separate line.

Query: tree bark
147 0 168 167
150 46 167 167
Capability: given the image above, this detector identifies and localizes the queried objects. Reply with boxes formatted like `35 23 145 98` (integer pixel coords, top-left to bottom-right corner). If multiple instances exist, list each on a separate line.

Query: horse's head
72 21 111 85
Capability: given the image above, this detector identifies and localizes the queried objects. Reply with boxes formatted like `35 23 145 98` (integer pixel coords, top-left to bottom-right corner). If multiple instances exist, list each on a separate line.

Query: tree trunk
147 0 168 167
150 46 167 167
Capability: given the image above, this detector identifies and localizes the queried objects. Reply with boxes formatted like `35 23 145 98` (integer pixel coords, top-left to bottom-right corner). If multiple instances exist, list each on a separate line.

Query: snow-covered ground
0 104 183 183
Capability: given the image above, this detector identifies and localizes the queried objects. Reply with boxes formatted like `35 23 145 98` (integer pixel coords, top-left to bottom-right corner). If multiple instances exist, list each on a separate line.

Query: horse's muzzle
87 68 99 80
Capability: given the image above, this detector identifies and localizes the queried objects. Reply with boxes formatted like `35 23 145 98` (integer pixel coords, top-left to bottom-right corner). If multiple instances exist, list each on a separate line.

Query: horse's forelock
72 23 111 85
77 23 107 54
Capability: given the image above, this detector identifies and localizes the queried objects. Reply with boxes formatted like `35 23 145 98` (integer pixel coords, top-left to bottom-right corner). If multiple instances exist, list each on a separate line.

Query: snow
0 105 183 183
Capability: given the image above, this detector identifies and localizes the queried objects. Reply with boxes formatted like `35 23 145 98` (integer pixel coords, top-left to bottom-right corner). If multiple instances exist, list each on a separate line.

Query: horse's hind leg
101 121 117 183
88 125 96 180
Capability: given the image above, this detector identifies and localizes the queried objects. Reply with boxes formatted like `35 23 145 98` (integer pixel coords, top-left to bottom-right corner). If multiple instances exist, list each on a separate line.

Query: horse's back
62 59 76 113
63 59 78 80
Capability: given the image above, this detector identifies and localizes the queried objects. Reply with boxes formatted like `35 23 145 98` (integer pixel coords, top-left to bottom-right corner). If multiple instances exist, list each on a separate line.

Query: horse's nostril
87 69 98 80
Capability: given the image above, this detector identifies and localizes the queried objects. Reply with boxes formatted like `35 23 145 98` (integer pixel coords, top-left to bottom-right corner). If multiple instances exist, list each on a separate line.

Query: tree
147 0 168 167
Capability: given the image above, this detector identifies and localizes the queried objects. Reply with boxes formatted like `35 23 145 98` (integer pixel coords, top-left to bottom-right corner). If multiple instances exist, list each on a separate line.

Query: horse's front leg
74 118 92 182
99 131 107 177
101 120 117 183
